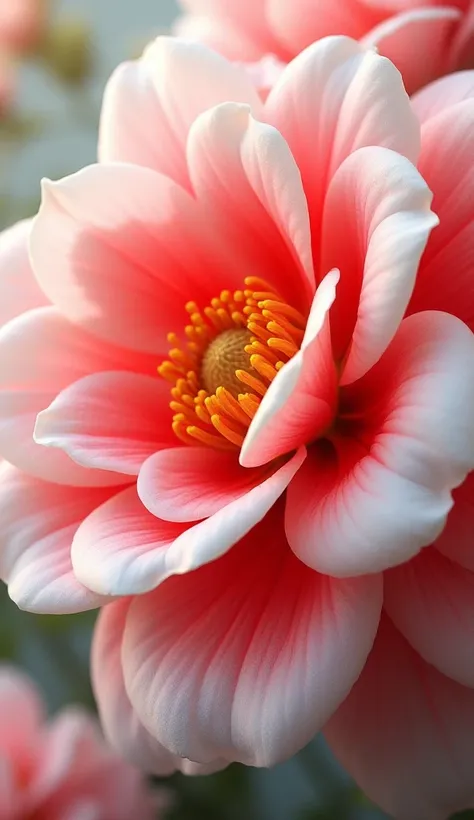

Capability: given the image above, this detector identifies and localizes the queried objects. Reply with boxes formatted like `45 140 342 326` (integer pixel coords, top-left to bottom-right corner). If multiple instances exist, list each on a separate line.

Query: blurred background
0 3 469 818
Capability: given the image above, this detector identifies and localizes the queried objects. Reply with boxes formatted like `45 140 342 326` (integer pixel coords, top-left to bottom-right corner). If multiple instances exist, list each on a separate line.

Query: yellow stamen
158 277 307 450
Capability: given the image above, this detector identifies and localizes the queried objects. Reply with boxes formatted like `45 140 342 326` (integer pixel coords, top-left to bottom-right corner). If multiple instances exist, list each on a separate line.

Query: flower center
158 277 306 450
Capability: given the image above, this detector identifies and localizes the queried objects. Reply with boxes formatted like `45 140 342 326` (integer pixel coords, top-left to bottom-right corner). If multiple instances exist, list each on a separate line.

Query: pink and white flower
0 664 161 819
176 0 474 93
2 36 474 817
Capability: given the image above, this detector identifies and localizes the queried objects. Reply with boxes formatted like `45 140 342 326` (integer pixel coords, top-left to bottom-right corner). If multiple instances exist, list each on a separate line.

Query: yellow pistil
158 277 307 450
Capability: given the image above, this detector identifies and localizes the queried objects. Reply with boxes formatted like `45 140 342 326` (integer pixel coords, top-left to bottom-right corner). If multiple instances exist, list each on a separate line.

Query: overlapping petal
385 547 474 686
99 36 263 184
325 616 474 820
0 307 150 485
34 372 177 476
0 462 116 613
122 503 382 767
187 102 314 303
265 36 420 258
0 220 47 327
286 312 474 576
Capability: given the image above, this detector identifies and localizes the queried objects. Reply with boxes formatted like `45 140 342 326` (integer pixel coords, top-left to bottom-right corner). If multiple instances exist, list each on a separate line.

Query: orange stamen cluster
158 277 306 450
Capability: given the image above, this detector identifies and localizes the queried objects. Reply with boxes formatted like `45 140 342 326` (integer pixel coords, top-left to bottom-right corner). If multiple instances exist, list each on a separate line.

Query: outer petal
321 146 437 384
122 503 382 767
34 372 176 476
385 547 474 687
91 600 220 775
325 615 474 820
286 311 474 576
0 462 116 614
0 307 152 485
74 449 305 596
174 13 268 61
187 102 314 304
265 36 420 258
0 219 47 327
0 665 44 757
362 8 461 95
240 270 338 468
408 101 474 332
412 69 474 124
30 164 250 356
267 0 377 53
99 36 263 184
435 473 474 571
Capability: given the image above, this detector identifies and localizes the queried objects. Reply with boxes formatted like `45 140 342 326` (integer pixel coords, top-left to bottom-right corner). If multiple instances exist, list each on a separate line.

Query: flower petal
0 666 44 757
325 615 474 820
0 220 47 327
71 487 188 596
362 8 461 95
74 449 305 596
385 547 474 687
122 503 382 767
408 100 474 333
321 146 437 384
99 36 263 184
265 36 420 258
267 0 376 54
240 270 338 469
0 307 150 485
0 462 115 614
92 600 216 775
30 164 246 356
286 311 474 576
434 473 474 571
412 69 474 124
187 102 314 303
34 372 176 476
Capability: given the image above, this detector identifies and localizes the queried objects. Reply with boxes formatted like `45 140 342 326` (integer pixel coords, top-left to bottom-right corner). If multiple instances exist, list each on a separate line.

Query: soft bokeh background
1 3 473 818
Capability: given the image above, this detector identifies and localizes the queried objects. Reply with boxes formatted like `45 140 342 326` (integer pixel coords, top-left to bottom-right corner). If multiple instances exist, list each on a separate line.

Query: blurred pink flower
0 0 45 54
176 0 474 93
0 664 160 819
2 36 474 817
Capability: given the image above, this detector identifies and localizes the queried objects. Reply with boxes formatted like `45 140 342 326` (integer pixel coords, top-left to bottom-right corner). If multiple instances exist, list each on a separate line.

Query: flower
176 0 474 93
0 0 45 54
0 663 162 819
2 35 474 818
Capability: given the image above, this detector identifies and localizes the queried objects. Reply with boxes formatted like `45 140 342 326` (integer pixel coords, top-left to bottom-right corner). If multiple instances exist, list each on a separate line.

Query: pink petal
325 615 474 820
32 708 155 820
30 164 247 356
71 487 188 596
0 220 47 327
362 8 461 95
435 473 474 571
412 69 474 124
408 101 474 332
74 450 305 596
286 311 474 576
122 503 382 767
0 307 151 485
321 146 437 384
240 270 338 469
174 13 268 61
92 600 206 775
34 372 176 476
265 36 420 260
267 0 377 54
178 0 278 57
0 462 116 613
0 665 44 757
385 547 474 687
187 102 314 305
99 36 263 184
